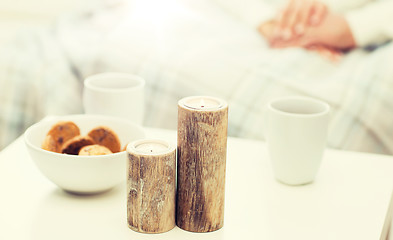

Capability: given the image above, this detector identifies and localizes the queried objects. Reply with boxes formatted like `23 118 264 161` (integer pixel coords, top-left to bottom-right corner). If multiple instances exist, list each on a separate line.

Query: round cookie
42 135 58 152
79 145 113 156
44 121 80 153
88 126 121 153
61 136 95 155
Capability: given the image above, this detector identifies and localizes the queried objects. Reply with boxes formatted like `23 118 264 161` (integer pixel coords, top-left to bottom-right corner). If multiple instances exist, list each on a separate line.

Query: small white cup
83 72 145 125
266 96 330 185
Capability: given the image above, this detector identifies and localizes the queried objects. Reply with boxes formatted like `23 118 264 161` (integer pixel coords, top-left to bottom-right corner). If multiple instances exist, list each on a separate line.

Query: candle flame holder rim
126 139 175 156
178 95 228 111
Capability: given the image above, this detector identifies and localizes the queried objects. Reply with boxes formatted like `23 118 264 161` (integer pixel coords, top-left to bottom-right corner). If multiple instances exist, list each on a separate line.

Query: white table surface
1 127 393 240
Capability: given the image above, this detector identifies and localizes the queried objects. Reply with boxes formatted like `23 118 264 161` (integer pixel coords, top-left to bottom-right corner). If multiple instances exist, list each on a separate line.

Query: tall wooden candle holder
126 139 176 234
177 96 228 232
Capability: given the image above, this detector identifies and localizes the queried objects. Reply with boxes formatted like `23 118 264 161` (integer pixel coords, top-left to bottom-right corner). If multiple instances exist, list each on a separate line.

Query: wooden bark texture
177 104 228 232
127 150 176 233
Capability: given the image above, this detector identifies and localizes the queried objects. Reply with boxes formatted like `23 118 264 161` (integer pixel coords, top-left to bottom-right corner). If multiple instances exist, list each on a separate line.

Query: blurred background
1 0 393 156
0 0 97 47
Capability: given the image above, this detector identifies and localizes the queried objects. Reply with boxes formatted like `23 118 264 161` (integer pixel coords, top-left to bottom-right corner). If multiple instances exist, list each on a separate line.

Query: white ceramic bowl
24 114 145 194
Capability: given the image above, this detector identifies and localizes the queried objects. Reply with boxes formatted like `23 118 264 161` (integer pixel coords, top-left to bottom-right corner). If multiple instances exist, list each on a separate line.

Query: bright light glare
131 0 191 26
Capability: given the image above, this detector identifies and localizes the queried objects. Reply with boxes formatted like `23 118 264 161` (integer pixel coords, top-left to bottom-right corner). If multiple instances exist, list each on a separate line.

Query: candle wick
200 99 206 108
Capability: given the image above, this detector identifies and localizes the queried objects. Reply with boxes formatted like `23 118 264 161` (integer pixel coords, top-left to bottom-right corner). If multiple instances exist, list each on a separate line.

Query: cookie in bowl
88 126 121 153
79 144 113 156
61 135 95 155
42 121 80 153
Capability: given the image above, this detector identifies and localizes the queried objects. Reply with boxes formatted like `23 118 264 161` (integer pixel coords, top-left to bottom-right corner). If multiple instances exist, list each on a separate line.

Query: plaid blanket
0 28 83 149
1 0 393 155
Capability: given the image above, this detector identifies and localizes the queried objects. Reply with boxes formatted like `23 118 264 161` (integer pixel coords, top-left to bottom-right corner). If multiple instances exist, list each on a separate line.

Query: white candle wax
132 140 170 154
181 96 224 110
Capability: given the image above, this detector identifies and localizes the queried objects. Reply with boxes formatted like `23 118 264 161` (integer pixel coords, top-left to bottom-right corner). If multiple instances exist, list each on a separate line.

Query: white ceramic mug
266 96 330 185
83 72 145 125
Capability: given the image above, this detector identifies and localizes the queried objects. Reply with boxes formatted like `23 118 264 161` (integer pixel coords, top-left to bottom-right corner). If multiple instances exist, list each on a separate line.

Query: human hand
271 13 356 50
258 20 276 41
258 19 344 62
273 0 328 40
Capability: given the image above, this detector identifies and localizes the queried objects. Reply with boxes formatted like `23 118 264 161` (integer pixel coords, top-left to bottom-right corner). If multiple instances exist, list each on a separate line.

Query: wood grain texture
127 149 176 233
177 102 228 232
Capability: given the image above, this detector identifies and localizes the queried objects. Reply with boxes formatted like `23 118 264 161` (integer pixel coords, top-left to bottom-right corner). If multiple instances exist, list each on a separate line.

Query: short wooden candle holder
177 96 228 232
126 139 176 234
